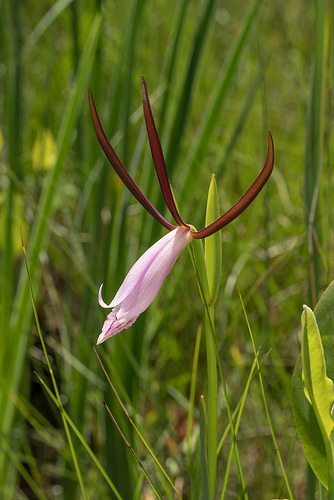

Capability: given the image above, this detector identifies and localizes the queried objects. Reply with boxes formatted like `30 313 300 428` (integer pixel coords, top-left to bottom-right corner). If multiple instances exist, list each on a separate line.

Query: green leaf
292 281 334 489
292 358 328 487
301 305 334 440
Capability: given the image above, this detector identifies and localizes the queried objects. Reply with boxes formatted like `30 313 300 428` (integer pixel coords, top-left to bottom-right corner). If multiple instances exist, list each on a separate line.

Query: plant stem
206 304 217 499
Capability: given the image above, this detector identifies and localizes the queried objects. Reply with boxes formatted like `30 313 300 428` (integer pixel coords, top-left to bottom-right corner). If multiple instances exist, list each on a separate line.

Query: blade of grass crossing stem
21 232 89 500
0 14 101 486
34 373 123 499
178 0 264 210
217 349 271 455
221 351 260 499
238 289 294 499
92 346 183 500
304 0 325 309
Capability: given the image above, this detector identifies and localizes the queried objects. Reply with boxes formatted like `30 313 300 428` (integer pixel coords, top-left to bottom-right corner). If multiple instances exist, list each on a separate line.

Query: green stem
206 304 217 499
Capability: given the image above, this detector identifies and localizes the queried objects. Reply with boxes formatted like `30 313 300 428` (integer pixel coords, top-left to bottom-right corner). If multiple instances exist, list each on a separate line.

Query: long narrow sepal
141 77 188 228
88 89 176 232
191 130 274 239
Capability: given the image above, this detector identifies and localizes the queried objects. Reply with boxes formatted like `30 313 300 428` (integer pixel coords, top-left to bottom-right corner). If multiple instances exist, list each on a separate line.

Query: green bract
205 175 222 305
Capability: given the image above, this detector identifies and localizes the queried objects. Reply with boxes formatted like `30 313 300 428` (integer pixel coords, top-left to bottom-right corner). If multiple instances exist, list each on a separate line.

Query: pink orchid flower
89 77 274 343
97 226 192 344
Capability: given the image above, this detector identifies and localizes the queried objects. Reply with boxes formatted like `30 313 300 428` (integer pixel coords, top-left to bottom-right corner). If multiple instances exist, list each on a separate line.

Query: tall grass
0 0 333 498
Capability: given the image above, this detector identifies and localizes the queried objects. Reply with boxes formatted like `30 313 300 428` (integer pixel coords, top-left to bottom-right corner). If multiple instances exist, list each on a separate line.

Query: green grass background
0 0 333 498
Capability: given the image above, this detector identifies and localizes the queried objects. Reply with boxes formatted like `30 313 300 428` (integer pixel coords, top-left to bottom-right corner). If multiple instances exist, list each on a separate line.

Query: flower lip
96 226 193 343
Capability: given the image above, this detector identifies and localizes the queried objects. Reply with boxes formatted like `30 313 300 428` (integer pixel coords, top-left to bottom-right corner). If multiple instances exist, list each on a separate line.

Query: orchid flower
89 77 274 344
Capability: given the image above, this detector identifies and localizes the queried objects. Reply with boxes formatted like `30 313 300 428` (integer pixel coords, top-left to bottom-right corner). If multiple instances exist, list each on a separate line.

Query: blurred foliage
0 0 333 498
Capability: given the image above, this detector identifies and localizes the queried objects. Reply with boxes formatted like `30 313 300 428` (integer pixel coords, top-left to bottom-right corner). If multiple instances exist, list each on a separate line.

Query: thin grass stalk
103 403 164 500
22 232 88 500
217 349 271 455
22 0 74 57
238 289 295 499
34 373 123 499
204 290 247 497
